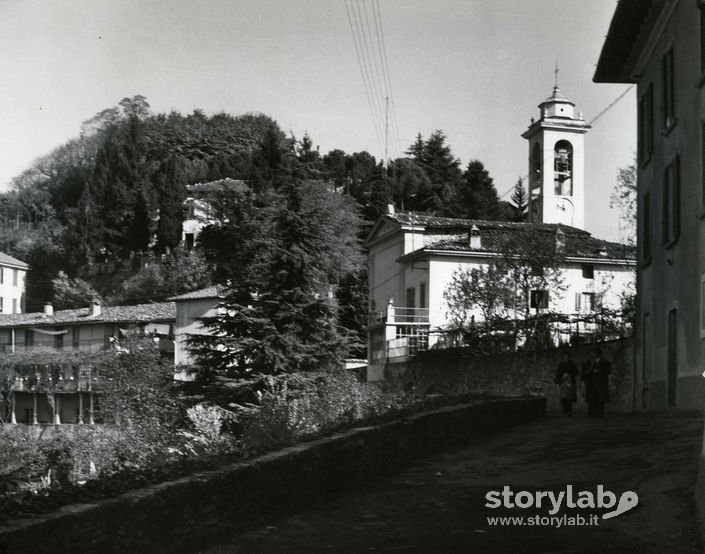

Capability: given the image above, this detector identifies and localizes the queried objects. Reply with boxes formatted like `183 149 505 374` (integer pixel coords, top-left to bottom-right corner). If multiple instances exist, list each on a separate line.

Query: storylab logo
485 485 639 528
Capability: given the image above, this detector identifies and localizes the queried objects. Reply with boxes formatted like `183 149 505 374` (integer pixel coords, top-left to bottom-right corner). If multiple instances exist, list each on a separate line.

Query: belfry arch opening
531 142 542 191
554 140 573 196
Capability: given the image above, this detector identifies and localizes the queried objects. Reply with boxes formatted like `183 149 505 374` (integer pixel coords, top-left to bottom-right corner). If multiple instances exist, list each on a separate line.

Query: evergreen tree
510 177 528 222
460 160 500 219
364 163 393 221
404 130 463 216
125 187 151 252
156 155 187 252
191 180 362 378
388 158 430 212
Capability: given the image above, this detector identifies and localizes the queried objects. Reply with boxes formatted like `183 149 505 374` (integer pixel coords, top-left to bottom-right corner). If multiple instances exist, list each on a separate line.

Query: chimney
387 203 395 215
43 303 53 317
90 300 101 317
469 225 481 249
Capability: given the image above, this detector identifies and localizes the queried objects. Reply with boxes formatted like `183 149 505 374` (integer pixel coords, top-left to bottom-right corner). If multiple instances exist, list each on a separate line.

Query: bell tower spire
521 80 591 229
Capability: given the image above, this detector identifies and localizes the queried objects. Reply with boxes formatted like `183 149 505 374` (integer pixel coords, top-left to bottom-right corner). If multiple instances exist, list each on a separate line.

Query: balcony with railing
368 300 430 327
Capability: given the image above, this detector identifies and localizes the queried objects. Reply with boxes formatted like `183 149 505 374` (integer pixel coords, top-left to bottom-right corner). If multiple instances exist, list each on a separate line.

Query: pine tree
190 180 361 378
364 163 393 221
460 160 500 219
510 177 528 222
156 155 187 252
125 187 151 252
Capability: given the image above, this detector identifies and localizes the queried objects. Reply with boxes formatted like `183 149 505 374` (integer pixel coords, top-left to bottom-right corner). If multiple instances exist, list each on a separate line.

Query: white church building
366 85 636 380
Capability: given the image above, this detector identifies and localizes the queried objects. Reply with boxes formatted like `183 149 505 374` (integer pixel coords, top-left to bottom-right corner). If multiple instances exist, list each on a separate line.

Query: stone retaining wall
0 397 544 554
385 338 636 413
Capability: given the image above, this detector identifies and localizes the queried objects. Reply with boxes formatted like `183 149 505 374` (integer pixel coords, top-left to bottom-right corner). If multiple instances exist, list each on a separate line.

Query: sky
0 0 635 241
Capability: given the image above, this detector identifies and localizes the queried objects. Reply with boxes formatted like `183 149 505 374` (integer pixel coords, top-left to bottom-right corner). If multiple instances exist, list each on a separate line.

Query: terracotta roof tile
168 286 224 301
0 302 176 328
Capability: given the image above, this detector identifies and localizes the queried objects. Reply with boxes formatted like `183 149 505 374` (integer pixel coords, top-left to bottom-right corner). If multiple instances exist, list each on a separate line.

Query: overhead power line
588 85 635 127
344 0 401 164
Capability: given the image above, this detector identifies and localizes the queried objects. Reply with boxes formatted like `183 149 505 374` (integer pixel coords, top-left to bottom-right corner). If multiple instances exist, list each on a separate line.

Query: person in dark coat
581 347 612 417
554 349 578 416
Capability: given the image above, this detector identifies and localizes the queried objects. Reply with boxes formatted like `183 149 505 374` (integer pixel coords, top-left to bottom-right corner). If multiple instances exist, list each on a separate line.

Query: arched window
531 143 542 190
554 140 573 196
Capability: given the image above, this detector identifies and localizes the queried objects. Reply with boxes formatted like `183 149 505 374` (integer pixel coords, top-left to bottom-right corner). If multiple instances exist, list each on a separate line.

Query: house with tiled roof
0 300 176 424
0 251 28 314
0 301 175 355
366 84 636 380
169 286 224 373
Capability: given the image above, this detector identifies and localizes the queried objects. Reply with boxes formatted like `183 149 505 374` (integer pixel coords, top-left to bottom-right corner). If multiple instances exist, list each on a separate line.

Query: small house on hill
0 252 27 315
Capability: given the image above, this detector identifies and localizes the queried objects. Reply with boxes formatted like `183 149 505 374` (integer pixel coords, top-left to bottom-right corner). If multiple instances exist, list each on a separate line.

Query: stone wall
0 397 544 554
385 338 636 413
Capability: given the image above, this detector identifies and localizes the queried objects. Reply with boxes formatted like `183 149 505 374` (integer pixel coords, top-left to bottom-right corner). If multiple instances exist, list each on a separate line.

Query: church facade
366 86 635 381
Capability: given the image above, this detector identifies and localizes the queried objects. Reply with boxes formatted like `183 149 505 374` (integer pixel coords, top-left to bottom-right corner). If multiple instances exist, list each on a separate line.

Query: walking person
582 347 612 417
554 349 578 416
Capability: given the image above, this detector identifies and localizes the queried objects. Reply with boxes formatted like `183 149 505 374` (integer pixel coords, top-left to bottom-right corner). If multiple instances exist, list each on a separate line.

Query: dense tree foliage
0 95 517 369
190 179 363 378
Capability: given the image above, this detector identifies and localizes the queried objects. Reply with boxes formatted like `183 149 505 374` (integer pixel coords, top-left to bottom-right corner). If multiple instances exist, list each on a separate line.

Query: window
638 84 654 164
54 333 64 351
185 233 195 251
662 48 675 129
575 292 596 312
185 201 196 219
405 287 415 308
419 282 426 309
12 269 17 286
0 267 3 284
25 329 34 349
643 192 652 261
531 142 542 190
662 157 680 245
12 299 16 314
582 264 594 279
73 327 80 349
530 290 549 310
553 140 573 196
0 298 3 313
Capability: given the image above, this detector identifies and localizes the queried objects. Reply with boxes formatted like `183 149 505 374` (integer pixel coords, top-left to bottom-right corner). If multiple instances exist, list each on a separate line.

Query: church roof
382 212 635 263
412 230 634 262
541 85 575 107
387 212 589 236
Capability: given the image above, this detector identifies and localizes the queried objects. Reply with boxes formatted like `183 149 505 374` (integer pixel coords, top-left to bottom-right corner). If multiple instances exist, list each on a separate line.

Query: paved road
204 412 703 553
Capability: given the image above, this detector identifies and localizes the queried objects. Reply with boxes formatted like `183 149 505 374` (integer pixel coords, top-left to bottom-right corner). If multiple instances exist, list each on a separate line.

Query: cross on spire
554 61 559 89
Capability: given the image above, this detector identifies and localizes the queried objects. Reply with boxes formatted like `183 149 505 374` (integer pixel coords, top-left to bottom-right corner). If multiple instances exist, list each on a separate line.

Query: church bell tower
522 77 590 229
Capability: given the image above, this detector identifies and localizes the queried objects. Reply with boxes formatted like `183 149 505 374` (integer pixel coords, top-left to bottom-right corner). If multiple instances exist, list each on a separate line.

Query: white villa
366 84 636 380
182 178 246 250
0 252 27 315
